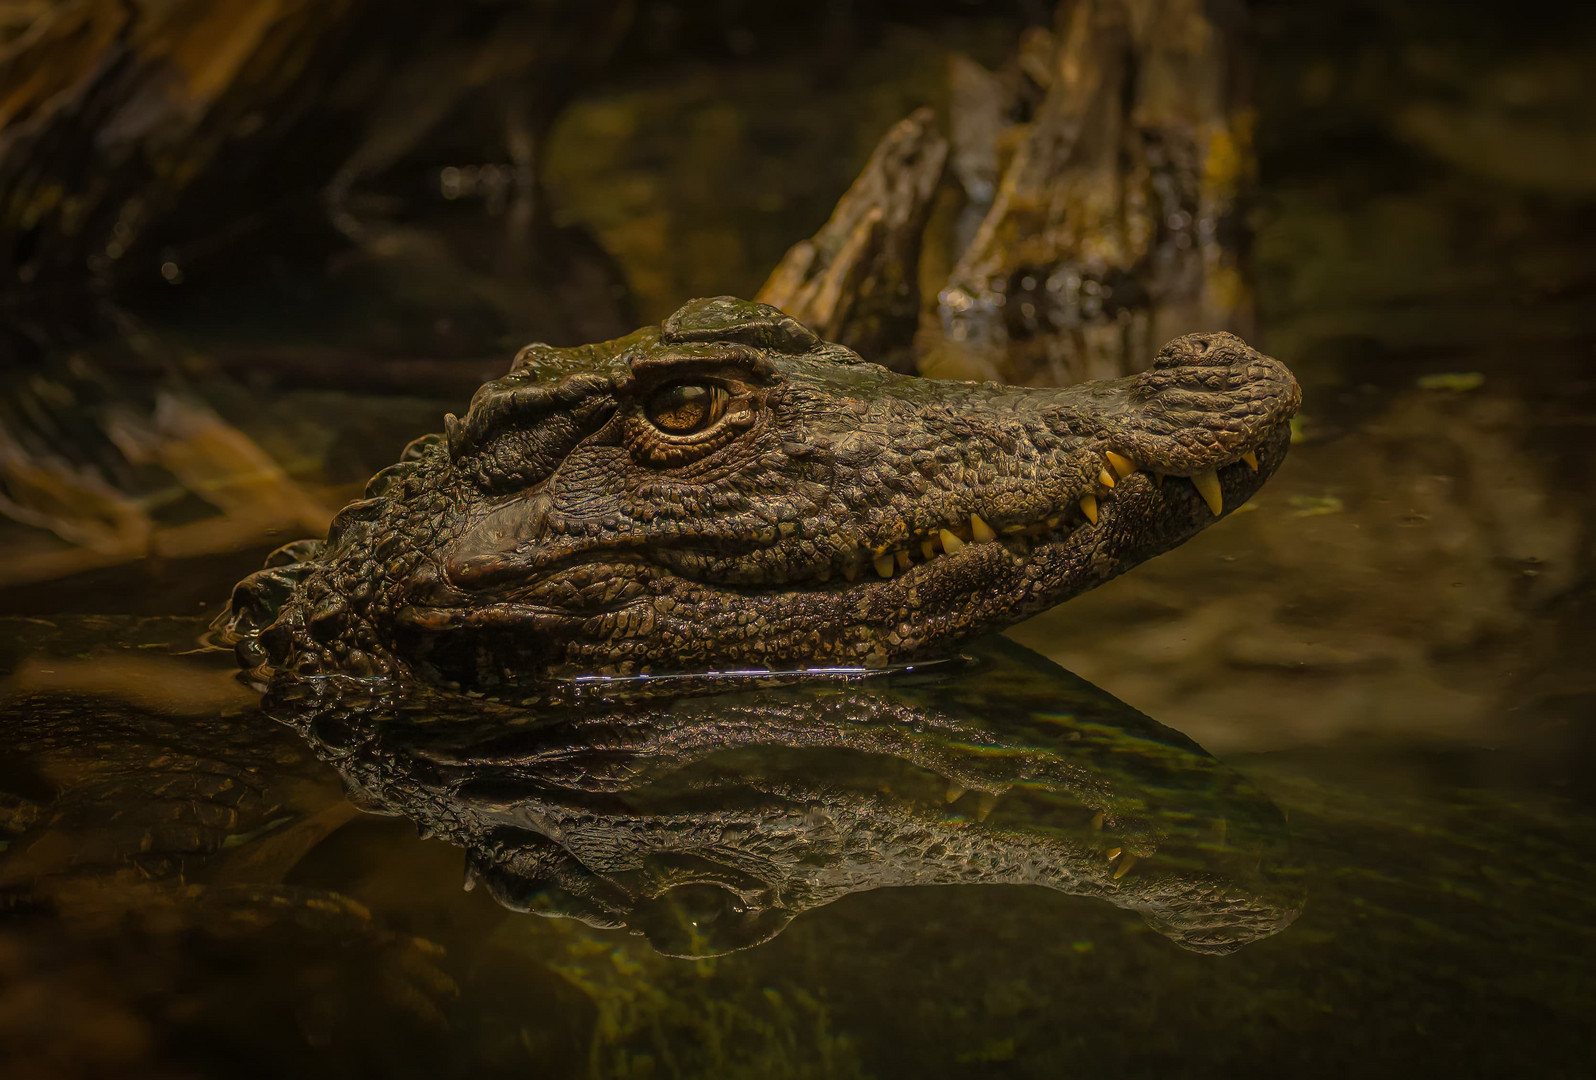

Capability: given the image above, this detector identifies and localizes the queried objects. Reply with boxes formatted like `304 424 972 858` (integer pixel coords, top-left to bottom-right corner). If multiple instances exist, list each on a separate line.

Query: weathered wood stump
764 0 1254 383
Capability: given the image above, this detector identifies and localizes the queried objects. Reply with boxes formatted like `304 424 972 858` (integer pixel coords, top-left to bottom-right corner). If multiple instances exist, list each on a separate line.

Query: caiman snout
1122 331 1302 475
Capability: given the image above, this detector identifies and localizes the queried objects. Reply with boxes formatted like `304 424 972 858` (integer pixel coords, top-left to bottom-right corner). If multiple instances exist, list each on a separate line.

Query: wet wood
0 0 631 336
929 0 1254 385
757 107 947 372
770 0 1254 383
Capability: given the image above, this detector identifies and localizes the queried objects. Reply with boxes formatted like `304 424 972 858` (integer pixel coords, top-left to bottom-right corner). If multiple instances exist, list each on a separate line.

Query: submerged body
218 297 1299 685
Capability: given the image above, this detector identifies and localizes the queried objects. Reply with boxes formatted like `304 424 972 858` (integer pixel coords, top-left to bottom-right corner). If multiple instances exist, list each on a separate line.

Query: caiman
217 296 1299 686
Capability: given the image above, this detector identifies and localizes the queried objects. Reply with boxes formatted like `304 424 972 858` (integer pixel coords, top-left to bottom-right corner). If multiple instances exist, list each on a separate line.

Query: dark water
3 2 1596 1078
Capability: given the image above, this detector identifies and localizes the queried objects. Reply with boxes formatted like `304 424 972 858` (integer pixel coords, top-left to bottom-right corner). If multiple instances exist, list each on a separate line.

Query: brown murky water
2 3 1595 1077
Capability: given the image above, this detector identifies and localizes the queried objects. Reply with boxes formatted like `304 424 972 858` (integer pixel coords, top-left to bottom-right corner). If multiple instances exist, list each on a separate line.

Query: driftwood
0 0 634 585
763 0 1254 384
0 0 632 346
756 108 948 373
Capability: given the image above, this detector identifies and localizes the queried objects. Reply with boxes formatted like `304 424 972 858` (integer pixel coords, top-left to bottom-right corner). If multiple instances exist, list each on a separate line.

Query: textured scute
661 295 826 354
219 297 1299 684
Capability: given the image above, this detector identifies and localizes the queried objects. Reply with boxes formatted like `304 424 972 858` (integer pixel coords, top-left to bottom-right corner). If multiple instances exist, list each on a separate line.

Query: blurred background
1 2 1595 1077
1 0 1592 760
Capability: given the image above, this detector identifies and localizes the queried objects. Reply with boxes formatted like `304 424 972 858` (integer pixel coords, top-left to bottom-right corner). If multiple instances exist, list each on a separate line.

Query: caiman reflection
272 637 1304 957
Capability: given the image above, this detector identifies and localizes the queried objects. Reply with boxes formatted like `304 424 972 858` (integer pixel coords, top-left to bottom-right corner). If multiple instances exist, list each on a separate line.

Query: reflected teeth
1113 852 1138 879
1192 470 1223 515
939 529 965 553
970 513 996 543
873 554 895 578
1104 451 1138 478
1079 494 1098 524
1241 450 1259 471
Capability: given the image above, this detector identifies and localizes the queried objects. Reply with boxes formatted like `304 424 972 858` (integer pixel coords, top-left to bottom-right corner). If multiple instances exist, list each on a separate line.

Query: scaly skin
219 297 1299 685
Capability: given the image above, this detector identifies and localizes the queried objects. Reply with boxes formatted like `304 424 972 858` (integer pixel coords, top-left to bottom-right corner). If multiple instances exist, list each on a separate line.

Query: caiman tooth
895 550 912 569
1090 811 1104 831
970 513 996 543
842 551 862 582
1079 494 1098 524
1104 451 1138 478
1192 470 1223 515
873 554 895 579
939 529 964 553
945 783 966 803
1241 450 1259 471
921 539 937 561
1098 467 1116 489
1113 853 1138 880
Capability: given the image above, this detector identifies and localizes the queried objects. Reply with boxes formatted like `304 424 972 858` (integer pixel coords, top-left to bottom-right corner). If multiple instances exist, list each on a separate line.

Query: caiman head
220 296 1300 685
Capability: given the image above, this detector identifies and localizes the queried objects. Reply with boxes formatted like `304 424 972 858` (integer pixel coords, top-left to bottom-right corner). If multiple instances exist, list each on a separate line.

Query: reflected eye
645 382 727 434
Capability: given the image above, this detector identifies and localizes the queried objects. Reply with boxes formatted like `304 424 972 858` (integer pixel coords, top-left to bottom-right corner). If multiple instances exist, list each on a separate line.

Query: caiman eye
645 382 727 434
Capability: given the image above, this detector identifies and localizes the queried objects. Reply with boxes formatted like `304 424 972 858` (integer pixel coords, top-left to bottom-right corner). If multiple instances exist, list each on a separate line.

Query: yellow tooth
1079 494 1098 524
1241 450 1259 471
1106 847 1122 861
873 554 895 578
939 529 964 553
945 783 966 803
1113 853 1138 879
1105 451 1137 478
1090 811 1104 831
843 554 860 582
975 793 998 822
896 550 912 569
970 513 996 543
1045 516 1061 528
921 539 936 561
1098 467 1116 489
1192 470 1223 515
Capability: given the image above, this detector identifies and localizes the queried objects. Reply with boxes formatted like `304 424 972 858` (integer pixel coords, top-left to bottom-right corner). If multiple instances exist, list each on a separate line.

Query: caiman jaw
635 421 1297 673
220 299 1299 684
416 327 1297 676
819 425 1285 587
